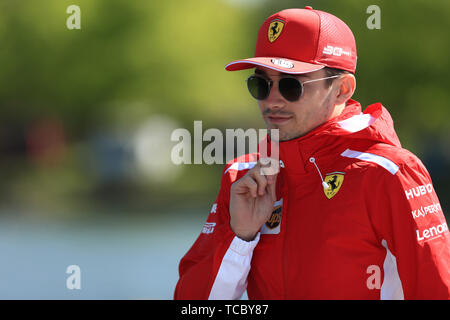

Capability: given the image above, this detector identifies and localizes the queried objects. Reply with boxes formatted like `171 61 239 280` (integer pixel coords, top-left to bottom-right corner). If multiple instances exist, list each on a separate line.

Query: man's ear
335 73 356 105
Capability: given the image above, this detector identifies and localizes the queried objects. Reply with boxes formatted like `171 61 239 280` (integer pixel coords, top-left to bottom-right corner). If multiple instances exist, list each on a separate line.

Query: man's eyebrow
296 73 310 79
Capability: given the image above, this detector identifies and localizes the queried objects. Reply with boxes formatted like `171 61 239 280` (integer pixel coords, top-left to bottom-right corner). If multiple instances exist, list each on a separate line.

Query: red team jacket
174 99 450 299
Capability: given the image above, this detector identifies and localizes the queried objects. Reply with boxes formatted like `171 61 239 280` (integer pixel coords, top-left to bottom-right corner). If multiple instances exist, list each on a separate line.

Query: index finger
259 157 280 177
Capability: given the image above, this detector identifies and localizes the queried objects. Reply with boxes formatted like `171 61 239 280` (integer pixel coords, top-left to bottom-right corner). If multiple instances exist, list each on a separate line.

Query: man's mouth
267 115 293 125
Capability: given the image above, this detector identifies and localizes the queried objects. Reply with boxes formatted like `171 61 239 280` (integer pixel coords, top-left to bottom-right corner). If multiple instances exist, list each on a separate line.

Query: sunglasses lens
279 78 302 101
247 76 269 100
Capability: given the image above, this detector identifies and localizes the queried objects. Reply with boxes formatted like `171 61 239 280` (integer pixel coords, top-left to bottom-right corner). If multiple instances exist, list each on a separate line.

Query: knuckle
242 174 253 183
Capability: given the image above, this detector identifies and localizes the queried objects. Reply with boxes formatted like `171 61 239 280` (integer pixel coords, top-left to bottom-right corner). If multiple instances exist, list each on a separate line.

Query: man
174 7 450 299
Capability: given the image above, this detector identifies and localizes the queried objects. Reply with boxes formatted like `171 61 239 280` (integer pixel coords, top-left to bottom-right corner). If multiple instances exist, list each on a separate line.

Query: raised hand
229 158 279 241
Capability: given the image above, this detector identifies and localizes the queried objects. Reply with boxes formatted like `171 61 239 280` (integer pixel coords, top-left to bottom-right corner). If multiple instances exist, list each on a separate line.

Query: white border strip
208 234 260 300
381 239 404 300
337 113 376 132
341 149 399 175
224 161 257 174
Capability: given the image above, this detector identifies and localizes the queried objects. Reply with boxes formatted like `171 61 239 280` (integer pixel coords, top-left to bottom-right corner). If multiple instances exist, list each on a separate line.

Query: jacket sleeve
365 153 450 299
174 164 260 300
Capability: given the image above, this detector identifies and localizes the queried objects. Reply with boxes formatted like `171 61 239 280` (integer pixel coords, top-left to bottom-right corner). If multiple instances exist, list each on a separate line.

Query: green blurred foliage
0 0 448 216
0 0 262 131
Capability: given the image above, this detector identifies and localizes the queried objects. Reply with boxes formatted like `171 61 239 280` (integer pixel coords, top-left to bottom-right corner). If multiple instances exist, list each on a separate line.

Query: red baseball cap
225 7 357 74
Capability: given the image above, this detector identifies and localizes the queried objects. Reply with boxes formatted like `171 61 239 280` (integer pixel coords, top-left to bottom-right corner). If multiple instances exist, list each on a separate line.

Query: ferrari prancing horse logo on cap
268 19 285 43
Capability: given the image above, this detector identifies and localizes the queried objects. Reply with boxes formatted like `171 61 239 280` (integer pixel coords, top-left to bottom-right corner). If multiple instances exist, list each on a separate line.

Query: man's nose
266 81 286 110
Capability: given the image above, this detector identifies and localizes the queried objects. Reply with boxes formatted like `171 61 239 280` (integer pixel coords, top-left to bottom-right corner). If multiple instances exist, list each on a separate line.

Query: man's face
255 67 337 141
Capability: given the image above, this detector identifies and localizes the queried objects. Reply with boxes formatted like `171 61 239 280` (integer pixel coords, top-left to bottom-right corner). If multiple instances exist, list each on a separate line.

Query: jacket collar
277 99 362 175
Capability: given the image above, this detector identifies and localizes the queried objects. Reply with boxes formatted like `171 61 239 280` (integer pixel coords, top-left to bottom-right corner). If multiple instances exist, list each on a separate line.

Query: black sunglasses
246 73 340 102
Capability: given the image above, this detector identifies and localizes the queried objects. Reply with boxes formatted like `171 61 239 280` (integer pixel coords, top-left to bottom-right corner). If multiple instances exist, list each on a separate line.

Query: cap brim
225 57 325 74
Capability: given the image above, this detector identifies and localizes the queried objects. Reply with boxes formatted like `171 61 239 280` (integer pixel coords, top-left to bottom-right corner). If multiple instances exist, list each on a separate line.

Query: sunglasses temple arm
302 75 340 84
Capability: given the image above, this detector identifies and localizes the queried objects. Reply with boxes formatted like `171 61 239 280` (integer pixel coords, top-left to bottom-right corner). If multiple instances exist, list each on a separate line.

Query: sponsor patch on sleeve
416 222 449 243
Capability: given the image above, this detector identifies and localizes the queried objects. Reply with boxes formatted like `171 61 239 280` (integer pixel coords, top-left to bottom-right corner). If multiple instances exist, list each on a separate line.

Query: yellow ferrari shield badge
323 172 345 199
268 19 284 43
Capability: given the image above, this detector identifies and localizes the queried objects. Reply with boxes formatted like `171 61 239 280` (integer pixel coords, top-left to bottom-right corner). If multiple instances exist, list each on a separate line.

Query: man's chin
267 128 294 142
279 135 302 142
279 134 298 142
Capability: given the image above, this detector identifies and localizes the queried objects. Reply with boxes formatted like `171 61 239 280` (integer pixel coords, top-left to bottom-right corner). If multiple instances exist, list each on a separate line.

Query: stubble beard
268 123 304 142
